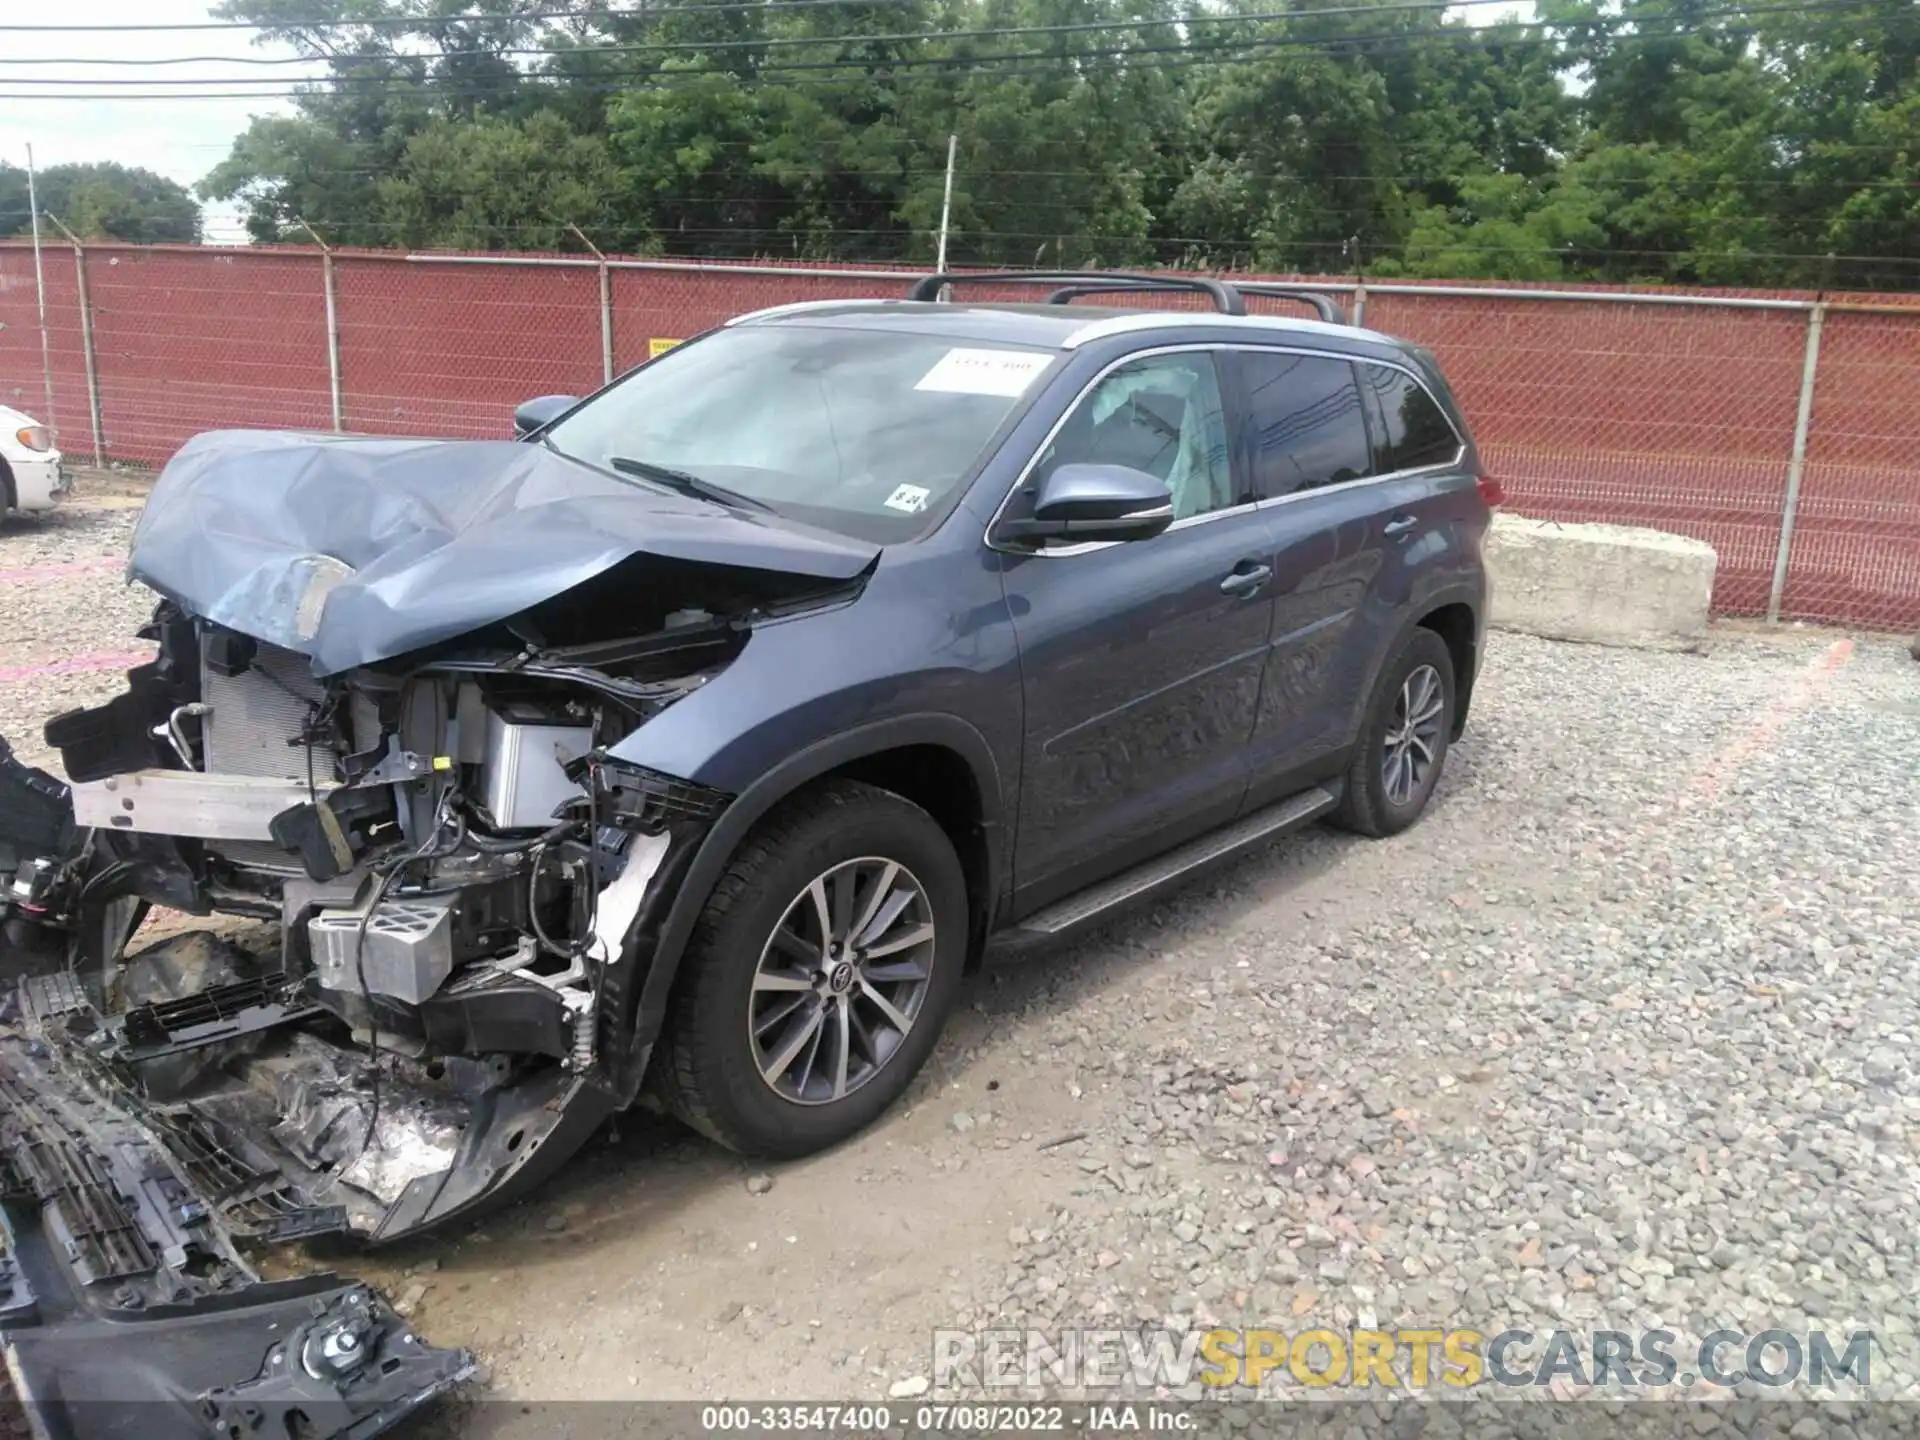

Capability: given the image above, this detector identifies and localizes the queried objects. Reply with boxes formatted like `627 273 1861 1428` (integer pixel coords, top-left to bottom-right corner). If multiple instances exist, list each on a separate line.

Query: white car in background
0 405 70 515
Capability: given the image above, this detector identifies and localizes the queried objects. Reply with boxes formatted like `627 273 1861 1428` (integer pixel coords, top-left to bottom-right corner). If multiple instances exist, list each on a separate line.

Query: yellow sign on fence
648 337 682 358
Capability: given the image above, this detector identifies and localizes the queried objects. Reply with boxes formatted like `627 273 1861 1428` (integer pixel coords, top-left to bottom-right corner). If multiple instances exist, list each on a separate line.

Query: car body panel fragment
0 1021 474 1440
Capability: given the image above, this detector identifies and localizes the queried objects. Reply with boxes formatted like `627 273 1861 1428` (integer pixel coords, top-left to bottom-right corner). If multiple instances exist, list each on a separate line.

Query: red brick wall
2 243 1914 629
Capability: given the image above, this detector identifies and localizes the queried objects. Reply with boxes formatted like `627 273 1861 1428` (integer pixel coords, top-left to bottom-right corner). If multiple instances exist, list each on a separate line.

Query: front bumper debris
0 744 474 1440
0 1024 474 1440
0 433 765 1431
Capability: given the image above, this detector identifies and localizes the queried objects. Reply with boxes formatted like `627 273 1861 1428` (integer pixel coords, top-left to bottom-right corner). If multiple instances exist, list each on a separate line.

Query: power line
190 203 1919 237
0 1 1872 96
2 0 938 32
0 0 1858 81
0 0 1533 66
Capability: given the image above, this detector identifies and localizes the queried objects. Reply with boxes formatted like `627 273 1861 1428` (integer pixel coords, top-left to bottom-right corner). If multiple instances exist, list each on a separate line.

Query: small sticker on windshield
884 484 933 514
914 347 1053 397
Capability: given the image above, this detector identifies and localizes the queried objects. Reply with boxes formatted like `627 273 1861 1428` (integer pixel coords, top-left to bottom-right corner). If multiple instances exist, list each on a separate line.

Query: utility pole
934 133 958 284
567 222 614 386
43 213 103 466
294 217 345 433
25 145 57 434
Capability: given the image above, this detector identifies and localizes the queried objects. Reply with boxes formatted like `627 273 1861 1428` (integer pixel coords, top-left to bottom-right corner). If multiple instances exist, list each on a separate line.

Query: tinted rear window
1360 362 1460 473
1236 352 1373 499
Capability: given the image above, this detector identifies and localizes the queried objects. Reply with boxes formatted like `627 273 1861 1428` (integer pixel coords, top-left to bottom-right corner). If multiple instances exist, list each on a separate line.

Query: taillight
14 425 52 453
1476 474 1504 507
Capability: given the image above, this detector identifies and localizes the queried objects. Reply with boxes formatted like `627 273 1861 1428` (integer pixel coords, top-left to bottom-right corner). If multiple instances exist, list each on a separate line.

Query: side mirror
514 394 580 439
1000 463 1175 544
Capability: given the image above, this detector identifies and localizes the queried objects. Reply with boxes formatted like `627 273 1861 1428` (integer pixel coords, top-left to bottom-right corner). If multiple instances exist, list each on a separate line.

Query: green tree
893 0 1188 268
1544 0 1788 282
1386 172 1609 280
197 0 567 245
198 115 389 245
1168 58 1403 272
0 162 202 244
1163 5 1573 273
1754 0 1920 287
184 0 1920 288
375 111 628 251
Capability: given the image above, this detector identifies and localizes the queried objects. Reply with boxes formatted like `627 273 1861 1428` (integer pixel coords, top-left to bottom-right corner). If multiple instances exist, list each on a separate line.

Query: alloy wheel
748 857 936 1105
1382 662 1445 807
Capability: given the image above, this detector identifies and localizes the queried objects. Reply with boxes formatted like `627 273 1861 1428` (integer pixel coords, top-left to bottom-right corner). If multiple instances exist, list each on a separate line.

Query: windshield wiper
607 455 774 512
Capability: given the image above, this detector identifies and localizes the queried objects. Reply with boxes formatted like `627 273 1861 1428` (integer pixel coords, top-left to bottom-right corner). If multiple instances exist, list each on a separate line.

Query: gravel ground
0 472 154 766
3 478 1918 1427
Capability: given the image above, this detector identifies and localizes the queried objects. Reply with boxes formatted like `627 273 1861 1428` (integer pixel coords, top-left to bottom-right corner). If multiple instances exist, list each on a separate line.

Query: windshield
542 324 1056 543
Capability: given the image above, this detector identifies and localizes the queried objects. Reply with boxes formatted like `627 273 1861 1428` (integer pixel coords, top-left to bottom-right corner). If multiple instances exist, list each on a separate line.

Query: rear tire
1333 628 1455 838
657 780 967 1158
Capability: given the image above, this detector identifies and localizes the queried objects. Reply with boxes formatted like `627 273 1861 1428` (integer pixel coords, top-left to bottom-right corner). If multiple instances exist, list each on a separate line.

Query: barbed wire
186 162 1920 188
117 223 1920 267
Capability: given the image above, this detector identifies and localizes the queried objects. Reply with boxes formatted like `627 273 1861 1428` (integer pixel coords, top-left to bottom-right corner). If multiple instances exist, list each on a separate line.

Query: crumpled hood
128 429 880 675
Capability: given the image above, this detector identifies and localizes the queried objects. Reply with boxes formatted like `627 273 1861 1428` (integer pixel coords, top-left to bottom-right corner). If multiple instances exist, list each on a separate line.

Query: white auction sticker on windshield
884 484 932 514
914 347 1053 397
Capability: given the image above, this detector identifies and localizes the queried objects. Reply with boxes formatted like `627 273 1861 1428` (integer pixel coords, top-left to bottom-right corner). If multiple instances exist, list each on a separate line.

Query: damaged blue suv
1 272 1492 1270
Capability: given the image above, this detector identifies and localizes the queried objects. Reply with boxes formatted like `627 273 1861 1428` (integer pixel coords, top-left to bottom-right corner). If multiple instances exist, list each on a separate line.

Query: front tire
656 780 967 1158
1333 628 1456 838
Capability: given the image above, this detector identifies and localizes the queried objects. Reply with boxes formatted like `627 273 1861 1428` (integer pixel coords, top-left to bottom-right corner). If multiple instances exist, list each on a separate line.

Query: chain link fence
1 241 1915 631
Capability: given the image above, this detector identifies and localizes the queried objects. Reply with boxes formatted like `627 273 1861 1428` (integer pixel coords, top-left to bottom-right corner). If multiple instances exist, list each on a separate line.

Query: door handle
1383 513 1419 538
1220 560 1273 597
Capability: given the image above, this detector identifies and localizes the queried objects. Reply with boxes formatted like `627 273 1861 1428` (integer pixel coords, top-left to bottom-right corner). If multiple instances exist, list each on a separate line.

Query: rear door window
1358 362 1461 473
1233 351 1373 500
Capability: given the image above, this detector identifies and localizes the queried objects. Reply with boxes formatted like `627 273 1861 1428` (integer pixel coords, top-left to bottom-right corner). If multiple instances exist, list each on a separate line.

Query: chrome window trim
986 342 1465 558
1343 355 1468 476
1253 456 1463 511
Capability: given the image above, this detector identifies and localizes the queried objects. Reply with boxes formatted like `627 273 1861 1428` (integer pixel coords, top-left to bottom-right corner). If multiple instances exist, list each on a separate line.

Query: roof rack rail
906 269 1247 317
1040 280 1250 313
1230 283 1350 327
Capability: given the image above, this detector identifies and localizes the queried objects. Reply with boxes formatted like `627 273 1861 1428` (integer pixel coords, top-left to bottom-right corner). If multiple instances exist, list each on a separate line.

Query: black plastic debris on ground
0 1008 474 1440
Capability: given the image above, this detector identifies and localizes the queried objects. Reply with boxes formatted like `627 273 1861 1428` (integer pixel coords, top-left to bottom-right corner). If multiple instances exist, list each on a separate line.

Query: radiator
200 637 337 872
201 638 336 782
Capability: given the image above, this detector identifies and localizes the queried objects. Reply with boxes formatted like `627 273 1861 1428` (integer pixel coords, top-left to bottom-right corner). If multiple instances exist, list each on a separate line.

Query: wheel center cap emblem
827 961 856 994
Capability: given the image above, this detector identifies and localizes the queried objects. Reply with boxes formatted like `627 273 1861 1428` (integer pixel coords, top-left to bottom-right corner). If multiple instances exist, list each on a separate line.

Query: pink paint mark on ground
1684 638 1855 805
0 558 121 585
0 650 153 685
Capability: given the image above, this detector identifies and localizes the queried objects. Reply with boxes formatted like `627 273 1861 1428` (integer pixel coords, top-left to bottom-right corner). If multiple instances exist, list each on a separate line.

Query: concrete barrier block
1486 514 1718 650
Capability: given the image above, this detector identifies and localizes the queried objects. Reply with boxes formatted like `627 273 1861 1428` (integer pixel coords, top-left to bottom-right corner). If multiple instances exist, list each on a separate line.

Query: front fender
591 542 1020 1092
614 712 1006 1090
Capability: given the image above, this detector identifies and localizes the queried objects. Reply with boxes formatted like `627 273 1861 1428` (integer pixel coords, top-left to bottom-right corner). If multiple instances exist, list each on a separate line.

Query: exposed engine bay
0 428 880 1438
19 580 751 1244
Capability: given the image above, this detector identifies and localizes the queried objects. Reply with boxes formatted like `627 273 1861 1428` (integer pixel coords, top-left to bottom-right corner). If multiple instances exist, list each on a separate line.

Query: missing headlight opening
16 588 743 1247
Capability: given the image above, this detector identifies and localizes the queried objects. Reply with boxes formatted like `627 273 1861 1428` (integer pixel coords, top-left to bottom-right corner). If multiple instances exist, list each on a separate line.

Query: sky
0 0 325 242
2 0 1535 246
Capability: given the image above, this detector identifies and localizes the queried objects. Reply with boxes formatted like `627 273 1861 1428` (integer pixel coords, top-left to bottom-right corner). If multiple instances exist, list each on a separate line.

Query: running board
1012 783 1341 939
